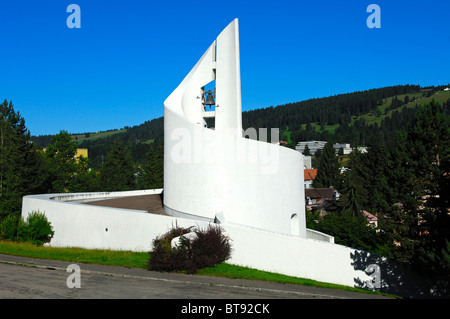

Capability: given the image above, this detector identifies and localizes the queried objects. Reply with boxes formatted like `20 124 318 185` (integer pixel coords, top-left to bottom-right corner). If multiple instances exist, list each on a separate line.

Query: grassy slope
72 129 127 144
360 90 450 127
291 90 450 136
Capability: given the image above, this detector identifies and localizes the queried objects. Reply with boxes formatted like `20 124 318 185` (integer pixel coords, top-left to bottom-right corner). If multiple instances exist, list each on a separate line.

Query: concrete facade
163 19 305 237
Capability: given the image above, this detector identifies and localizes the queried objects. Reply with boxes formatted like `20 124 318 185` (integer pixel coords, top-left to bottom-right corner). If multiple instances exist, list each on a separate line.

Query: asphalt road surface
0 254 393 300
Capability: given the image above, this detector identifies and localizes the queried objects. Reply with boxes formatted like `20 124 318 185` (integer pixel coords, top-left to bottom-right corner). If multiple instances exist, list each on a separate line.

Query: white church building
22 19 432 297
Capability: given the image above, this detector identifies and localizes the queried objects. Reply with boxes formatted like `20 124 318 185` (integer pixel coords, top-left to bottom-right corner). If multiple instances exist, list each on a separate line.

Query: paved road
0 254 392 300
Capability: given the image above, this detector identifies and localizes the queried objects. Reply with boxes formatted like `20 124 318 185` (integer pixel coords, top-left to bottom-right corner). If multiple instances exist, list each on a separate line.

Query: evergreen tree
404 101 449 277
302 144 311 156
391 100 450 279
138 143 164 189
337 149 367 219
310 213 382 253
364 137 393 214
71 155 100 192
100 138 136 191
0 100 46 219
44 130 78 193
313 142 340 188
311 148 322 169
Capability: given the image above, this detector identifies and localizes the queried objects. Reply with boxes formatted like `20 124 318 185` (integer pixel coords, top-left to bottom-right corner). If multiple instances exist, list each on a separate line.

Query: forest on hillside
30 84 450 169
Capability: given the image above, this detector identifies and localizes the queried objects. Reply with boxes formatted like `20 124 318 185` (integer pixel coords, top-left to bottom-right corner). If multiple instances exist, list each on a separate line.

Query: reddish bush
148 224 232 274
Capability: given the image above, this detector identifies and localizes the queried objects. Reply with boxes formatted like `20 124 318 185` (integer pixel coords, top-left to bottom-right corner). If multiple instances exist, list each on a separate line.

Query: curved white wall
22 190 166 252
20 191 360 287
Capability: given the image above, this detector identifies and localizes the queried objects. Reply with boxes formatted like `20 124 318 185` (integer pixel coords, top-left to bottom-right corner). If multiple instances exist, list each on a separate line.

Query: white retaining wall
21 190 376 290
24 190 441 297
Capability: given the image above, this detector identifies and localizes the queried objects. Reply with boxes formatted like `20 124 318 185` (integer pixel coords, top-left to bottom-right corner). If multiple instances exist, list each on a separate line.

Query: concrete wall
22 190 437 297
22 190 168 252
20 191 355 286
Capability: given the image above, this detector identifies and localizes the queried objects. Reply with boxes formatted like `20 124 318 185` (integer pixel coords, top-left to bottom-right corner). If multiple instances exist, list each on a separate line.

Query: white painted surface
163 19 306 237
22 191 369 288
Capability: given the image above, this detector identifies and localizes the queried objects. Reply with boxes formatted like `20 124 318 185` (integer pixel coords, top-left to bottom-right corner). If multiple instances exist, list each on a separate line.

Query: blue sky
1 0 449 136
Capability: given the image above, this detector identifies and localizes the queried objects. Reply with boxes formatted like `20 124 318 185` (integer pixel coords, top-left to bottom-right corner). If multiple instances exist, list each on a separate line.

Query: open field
72 129 127 144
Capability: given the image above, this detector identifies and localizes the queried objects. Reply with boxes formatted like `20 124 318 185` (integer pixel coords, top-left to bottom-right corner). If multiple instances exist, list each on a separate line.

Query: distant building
303 156 312 169
296 141 367 156
42 148 88 163
304 168 317 189
333 143 352 155
75 148 88 160
363 210 378 228
295 141 327 155
357 146 368 154
305 187 334 205
444 87 450 91
305 187 338 215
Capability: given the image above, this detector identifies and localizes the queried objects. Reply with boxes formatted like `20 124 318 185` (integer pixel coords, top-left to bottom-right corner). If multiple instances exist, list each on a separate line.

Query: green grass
0 240 395 297
0 240 149 268
361 91 450 127
287 90 450 138
281 130 292 144
198 263 353 290
299 123 340 134
72 129 127 144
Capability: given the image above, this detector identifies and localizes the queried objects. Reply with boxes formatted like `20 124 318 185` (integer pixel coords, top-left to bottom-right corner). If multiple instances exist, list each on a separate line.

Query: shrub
0 214 19 240
190 225 232 270
148 225 193 273
16 211 55 245
148 224 232 274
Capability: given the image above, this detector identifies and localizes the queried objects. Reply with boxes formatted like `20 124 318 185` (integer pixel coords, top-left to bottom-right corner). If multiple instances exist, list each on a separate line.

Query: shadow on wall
351 250 449 298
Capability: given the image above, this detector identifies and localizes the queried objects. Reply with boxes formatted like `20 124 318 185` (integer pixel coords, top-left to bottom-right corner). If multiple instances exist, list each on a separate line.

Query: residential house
305 187 338 215
333 143 352 155
304 168 317 189
363 210 378 228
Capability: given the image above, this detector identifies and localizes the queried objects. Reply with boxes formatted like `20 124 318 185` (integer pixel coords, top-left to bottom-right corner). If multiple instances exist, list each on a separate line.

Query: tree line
32 117 164 170
31 84 450 169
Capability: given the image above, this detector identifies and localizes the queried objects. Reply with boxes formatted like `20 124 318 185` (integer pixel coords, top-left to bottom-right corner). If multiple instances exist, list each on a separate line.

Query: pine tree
100 138 136 191
0 100 46 219
313 142 340 188
44 130 78 193
71 155 100 192
405 101 449 277
302 144 311 156
391 100 450 278
138 143 164 189
338 149 367 219
364 137 393 214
